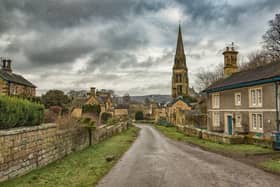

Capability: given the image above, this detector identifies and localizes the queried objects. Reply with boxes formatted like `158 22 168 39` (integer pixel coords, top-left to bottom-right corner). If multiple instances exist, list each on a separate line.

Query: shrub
82 104 101 114
107 118 118 126
44 110 58 123
0 96 44 129
79 117 96 146
49 106 62 115
135 111 144 120
101 112 112 124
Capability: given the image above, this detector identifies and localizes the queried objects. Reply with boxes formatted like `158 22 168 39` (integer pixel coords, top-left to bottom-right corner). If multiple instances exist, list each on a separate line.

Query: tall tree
41 90 70 108
263 13 280 59
239 50 271 71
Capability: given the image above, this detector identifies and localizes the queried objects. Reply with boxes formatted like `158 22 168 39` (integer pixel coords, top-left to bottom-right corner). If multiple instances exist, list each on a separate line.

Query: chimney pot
90 87 96 97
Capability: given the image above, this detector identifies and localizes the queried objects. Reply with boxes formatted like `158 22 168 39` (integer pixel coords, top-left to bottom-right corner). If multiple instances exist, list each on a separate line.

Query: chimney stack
90 87 96 97
223 43 238 78
1 58 12 72
6 59 12 72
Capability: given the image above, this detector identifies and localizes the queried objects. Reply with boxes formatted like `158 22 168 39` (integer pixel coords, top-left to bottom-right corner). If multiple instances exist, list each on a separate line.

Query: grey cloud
0 0 279 95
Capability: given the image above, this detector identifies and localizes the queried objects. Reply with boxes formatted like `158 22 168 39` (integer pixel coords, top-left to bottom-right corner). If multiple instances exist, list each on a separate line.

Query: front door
227 116 233 135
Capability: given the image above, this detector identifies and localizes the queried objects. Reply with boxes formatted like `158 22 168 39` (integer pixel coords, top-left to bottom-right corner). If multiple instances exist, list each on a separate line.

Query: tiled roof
205 61 280 92
0 70 36 88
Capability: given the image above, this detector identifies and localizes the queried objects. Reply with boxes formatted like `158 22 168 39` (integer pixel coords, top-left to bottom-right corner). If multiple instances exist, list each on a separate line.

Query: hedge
135 111 144 120
0 96 44 129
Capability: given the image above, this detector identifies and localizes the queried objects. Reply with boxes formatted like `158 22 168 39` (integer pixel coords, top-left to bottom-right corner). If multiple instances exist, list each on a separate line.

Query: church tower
172 24 189 99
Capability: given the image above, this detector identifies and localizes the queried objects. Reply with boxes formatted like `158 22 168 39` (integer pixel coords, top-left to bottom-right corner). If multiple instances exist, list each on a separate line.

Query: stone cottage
0 58 36 96
204 46 280 138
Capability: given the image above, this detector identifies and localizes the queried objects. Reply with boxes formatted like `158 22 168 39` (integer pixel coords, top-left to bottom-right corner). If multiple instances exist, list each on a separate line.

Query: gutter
275 82 280 131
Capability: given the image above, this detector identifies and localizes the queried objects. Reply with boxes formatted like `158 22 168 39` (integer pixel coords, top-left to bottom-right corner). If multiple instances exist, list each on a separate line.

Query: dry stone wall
0 122 129 182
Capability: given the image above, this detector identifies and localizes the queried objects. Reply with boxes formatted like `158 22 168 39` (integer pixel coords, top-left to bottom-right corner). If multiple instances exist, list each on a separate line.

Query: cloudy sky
0 0 279 96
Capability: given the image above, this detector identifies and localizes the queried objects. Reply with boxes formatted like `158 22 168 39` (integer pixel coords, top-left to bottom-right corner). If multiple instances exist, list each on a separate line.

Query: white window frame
212 112 220 127
249 87 262 107
212 93 220 109
235 92 241 106
250 112 263 132
235 114 242 127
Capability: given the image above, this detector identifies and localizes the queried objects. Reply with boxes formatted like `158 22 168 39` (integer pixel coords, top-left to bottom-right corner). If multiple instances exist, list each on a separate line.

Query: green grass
155 125 274 155
259 159 280 173
1 127 139 187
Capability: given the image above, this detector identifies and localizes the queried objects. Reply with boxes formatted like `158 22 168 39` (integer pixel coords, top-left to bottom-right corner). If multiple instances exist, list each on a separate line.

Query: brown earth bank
96 124 280 187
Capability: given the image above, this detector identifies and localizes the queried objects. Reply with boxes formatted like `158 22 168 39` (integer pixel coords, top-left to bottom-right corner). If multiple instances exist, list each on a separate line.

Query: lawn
259 159 280 173
155 125 274 155
1 127 139 187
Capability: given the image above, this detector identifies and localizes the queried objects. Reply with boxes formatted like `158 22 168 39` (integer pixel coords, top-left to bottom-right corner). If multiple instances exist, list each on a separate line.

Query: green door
227 116 233 135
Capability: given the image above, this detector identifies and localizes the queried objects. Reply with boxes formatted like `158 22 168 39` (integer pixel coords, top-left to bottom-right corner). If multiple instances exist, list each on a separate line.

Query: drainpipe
275 82 279 131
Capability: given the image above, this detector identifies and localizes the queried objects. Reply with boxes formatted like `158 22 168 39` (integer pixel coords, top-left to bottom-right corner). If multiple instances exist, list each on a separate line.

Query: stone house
114 104 129 119
167 96 192 125
86 87 113 113
0 58 36 96
204 46 280 138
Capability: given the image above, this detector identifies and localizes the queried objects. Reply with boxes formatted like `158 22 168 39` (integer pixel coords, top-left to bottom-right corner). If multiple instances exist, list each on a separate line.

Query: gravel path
97 124 279 187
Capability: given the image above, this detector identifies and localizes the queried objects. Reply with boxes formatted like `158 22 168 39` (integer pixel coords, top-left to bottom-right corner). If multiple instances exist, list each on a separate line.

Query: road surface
97 124 279 187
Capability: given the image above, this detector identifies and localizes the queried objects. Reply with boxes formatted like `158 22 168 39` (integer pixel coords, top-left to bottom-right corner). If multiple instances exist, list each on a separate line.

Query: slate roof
0 70 36 88
169 96 192 107
115 104 129 109
205 61 280 93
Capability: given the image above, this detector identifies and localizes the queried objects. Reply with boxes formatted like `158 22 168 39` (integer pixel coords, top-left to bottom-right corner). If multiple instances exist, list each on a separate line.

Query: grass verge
259 159 280 174
1 127 139 187
155 125 274 156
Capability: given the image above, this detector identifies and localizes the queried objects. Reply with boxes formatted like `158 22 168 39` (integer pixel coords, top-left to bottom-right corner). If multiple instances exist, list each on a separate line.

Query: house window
213 112 220 127
251 113 263 131
212 93 220 109
235 93 241 106
235 114 242 127
249 87 262 107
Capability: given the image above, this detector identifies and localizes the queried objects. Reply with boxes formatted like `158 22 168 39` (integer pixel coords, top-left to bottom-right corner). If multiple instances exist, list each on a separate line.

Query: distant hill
130 95 172 104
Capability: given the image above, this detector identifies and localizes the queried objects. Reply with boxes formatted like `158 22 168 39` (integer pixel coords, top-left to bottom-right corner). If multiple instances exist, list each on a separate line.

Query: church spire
176 24 185 57
174 24 186 69
172 24 189 99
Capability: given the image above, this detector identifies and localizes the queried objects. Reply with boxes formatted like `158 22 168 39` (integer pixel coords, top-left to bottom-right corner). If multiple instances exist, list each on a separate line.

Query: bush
135 111 144 120
107 118 118 126
0 96 44 129
44 110 58 123
101 112 112 124
82 104 101 114
49 106 62 115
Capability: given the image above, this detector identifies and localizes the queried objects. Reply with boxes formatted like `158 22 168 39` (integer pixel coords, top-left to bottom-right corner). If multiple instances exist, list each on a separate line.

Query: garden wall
175 124 272 146
0 122 129 182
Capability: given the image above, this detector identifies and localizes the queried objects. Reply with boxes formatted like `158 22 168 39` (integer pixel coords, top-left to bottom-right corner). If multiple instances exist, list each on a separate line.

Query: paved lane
97 124 279 187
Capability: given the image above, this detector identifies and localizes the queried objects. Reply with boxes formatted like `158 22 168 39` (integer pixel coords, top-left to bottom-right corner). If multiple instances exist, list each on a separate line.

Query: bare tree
239 50 271 71
195 63 224 92
263 13 280 59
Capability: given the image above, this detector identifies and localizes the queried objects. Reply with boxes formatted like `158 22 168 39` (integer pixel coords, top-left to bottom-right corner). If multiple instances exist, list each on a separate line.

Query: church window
177 85 183 95
176 74 182 83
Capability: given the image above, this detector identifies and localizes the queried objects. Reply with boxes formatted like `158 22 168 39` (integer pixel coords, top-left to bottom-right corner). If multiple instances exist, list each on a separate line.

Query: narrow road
97 124 279 187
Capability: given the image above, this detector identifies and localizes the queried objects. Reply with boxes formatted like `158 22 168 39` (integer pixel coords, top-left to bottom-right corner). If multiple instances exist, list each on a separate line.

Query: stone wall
175 124 272 146
0 122 129 182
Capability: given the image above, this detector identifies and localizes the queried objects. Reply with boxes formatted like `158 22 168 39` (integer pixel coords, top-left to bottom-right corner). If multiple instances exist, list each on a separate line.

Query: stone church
172 24 189 98
167 25 192 124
